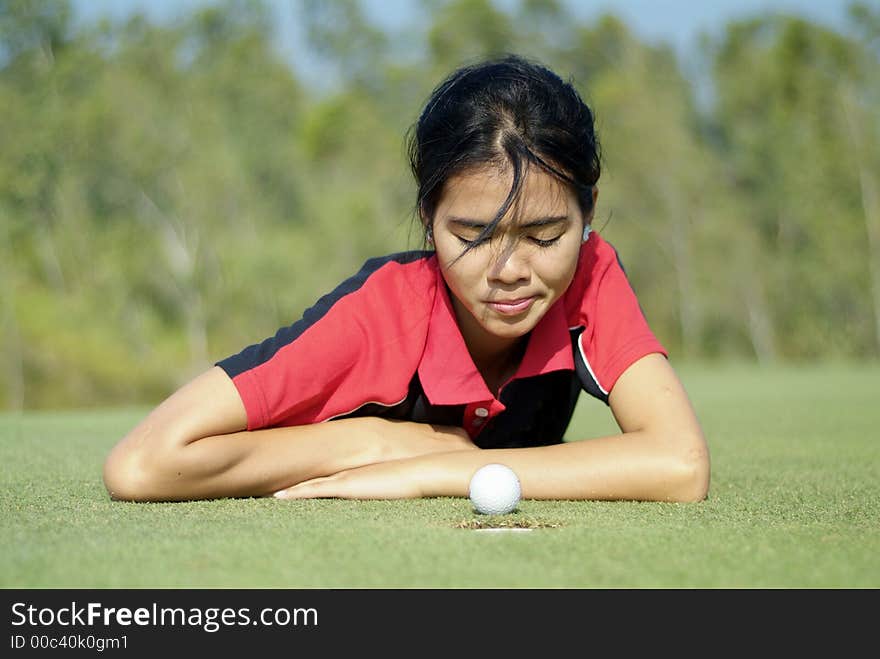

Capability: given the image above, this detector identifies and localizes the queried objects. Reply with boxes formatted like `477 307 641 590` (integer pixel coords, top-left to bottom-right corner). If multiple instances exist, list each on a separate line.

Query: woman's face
431 166 591 355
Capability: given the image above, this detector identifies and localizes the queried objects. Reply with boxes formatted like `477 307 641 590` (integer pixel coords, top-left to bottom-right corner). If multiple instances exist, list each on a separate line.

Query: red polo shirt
216 232 667 447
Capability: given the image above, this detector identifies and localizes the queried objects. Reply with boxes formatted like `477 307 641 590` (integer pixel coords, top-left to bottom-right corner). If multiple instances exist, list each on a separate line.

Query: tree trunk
671 209 699 359
0 292 25 411
856 166 880 356
744 275 778 364
140 189 209 375
0 217 26 409
841 89 880 356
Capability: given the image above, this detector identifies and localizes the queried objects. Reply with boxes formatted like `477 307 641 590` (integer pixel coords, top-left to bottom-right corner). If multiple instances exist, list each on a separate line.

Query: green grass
1 362 878 588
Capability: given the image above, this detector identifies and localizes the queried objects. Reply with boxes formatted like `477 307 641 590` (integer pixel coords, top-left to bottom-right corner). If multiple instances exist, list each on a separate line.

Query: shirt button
475 407 489 417
472 417 484 426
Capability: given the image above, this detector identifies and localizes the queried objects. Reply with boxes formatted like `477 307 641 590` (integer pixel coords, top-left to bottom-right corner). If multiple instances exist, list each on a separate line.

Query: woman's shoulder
343 250 438 302
578 231 619 271
567 232 621 293
367 250 437 281
301 250 439 331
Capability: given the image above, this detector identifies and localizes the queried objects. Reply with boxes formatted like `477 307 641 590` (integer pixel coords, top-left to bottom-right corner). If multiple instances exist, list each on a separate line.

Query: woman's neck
449 296 528 395
473 338 528 396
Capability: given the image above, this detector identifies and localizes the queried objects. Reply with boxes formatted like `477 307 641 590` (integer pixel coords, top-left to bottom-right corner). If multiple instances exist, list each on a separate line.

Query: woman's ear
583 186 598 241
420 208 434 246
588 186 599 221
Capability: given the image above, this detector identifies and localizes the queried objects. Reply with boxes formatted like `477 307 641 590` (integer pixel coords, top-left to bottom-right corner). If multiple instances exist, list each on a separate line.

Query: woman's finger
274 474 340 499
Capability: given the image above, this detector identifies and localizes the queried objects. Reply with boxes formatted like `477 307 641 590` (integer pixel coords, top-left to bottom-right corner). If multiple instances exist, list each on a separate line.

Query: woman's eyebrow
446 215 569 229
520 215 569 229
447 217 489 229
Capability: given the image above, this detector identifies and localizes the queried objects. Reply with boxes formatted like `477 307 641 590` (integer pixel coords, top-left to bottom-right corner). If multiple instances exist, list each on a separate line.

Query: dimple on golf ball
468 463 521 515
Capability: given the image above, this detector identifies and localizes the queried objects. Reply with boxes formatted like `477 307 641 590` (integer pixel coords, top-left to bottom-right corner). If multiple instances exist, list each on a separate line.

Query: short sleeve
215 253 433 430
572 240 667 404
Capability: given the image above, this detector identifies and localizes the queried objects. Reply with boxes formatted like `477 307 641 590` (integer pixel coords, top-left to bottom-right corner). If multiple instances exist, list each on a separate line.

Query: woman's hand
273 460 426 500
271 421 479 500
365 418 478 462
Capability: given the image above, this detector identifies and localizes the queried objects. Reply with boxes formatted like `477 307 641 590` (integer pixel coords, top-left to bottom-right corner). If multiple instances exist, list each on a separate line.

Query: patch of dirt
453 518 562 530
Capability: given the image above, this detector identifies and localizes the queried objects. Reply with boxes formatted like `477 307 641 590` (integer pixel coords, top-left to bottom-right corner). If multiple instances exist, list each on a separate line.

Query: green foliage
1 0 878 409
710 12 879 360
427 0 514 66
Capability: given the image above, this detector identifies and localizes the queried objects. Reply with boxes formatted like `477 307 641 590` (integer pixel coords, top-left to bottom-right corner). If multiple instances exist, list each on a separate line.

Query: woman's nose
487 239 529 284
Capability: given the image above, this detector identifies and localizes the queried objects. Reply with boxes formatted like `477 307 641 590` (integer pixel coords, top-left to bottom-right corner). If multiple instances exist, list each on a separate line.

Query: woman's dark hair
407 54 601 252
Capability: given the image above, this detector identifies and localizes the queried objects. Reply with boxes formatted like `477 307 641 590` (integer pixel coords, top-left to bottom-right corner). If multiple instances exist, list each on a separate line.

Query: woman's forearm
104 416 475 502
275 429 709 504
418 431 710 502
157 420 387 501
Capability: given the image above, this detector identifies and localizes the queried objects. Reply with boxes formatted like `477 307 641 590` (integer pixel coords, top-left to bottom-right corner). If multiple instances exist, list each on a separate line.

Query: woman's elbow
103 441 161 502
102 434 183 502
103 447 143 501
668 439 711 503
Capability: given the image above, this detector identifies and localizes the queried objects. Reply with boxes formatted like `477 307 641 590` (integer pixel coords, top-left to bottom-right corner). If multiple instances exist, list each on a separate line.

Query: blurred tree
424 0 515 74
301 0 388 90
553 15 717 359
842 1 880 355
0 0 71 64
1 0 876 409
710 12 879 359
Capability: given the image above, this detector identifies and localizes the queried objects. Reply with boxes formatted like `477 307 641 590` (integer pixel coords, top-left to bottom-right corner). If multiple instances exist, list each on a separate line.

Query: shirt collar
514 294 575 380
418 271 574 407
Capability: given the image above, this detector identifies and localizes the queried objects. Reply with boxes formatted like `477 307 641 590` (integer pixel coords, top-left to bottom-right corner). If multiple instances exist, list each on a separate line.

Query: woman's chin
481 314 539 340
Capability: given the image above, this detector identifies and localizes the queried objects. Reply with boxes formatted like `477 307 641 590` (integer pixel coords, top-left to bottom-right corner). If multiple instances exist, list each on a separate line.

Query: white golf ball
468 463 521 515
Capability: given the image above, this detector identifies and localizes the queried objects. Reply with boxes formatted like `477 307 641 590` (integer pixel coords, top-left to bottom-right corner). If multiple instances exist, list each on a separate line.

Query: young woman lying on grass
104 54 710 504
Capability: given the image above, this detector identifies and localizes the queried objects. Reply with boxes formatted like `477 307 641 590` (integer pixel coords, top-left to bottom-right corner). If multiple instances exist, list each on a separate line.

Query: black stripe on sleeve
570 327 610 405
215 251 433 379
611 244 653 323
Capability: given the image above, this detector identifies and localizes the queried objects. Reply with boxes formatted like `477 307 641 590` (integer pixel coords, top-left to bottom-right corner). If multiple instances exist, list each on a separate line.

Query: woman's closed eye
528 235 563 248
454 232 564 248
454 233 487 247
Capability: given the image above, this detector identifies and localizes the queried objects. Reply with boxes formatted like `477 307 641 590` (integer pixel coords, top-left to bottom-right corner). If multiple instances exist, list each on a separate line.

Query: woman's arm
102 366 477 502
274 353 710 503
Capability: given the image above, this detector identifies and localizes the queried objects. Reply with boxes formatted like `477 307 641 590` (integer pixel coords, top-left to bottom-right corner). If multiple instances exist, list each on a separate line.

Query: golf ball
468 463 521 515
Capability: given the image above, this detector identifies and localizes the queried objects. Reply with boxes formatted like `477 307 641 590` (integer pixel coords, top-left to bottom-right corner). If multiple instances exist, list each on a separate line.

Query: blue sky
71 0 857 86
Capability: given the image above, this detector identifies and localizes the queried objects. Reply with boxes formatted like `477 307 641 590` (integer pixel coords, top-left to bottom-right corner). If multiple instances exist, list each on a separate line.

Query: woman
103 54 709 503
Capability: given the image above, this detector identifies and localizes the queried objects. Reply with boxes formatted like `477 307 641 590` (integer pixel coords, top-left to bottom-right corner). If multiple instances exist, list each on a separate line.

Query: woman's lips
486 296 536 316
